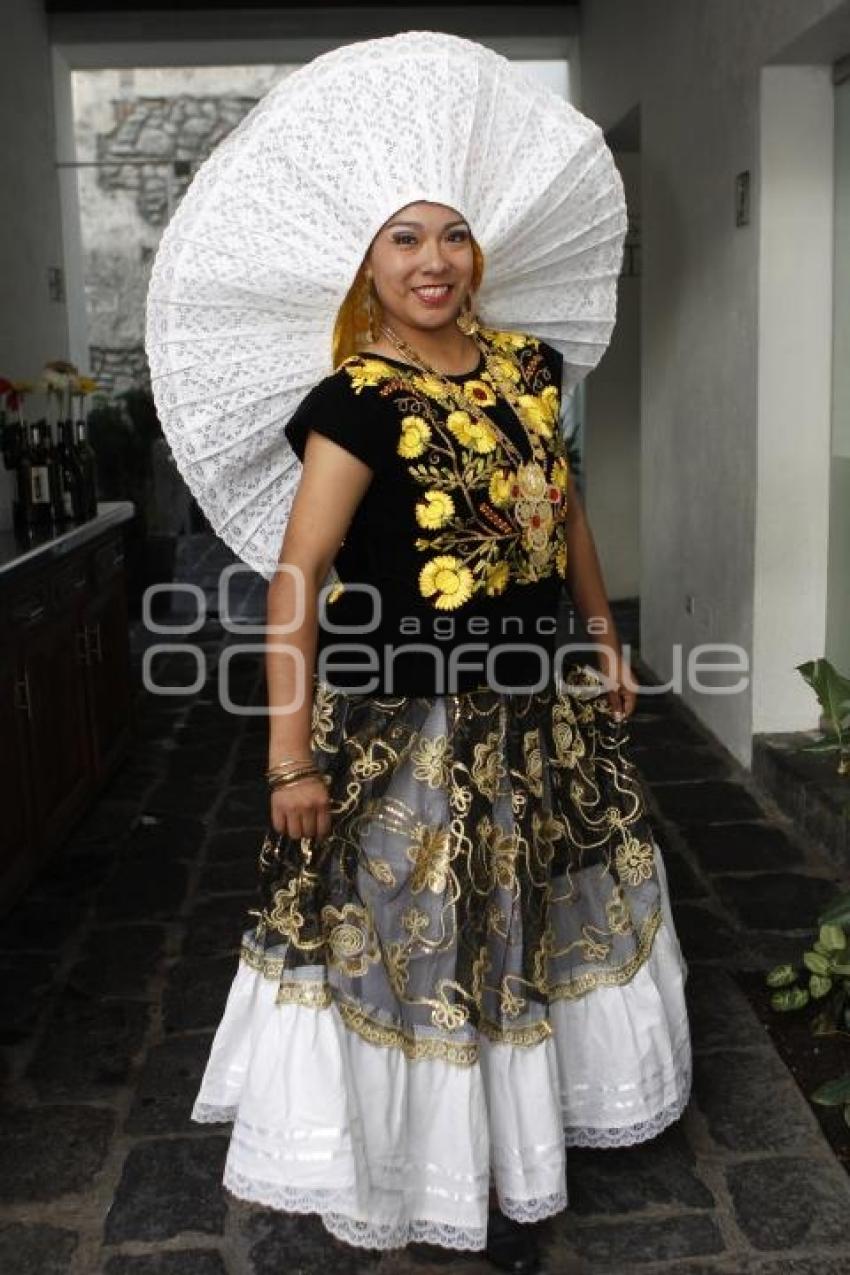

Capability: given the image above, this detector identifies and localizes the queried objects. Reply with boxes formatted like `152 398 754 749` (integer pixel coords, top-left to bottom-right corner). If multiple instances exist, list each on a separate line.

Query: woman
190 197 692 1270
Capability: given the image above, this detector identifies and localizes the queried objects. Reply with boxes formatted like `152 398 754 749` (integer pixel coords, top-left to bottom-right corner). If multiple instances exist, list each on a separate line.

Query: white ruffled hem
191 844 692 1252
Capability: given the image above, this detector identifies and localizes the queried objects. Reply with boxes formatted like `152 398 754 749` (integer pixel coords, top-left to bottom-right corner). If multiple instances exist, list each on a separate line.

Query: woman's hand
269 774 333 842
604 651 639 722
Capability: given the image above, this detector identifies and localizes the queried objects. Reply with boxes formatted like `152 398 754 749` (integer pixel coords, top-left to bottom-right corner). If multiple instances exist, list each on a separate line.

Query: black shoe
484 1207 541 1273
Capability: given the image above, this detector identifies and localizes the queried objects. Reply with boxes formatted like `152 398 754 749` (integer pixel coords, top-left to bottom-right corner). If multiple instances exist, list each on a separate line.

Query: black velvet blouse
283 325 570 696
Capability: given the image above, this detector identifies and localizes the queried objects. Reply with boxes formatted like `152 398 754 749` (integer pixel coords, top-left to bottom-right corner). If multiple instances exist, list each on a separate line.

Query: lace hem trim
563 1049 693 1148
222 1164 488 1251
498 1190 568 1224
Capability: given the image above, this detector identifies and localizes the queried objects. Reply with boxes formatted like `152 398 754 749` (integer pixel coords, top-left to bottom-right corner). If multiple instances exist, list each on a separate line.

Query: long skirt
191 663 692 1252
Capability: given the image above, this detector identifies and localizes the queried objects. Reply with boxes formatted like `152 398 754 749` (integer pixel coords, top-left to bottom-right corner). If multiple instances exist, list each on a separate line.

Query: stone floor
2 535 850 1274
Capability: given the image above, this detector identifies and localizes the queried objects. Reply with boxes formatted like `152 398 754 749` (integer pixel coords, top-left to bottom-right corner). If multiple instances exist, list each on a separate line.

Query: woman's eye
448 230 470 241
392 234 417 246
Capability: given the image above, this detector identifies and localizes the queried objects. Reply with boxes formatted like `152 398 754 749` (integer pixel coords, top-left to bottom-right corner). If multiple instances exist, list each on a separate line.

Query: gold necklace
378 323 551 467
378 322 565 545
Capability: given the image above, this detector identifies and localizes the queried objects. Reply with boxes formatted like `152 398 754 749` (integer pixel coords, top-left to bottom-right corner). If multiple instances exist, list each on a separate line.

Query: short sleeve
284 371 386 473
537 338 564 392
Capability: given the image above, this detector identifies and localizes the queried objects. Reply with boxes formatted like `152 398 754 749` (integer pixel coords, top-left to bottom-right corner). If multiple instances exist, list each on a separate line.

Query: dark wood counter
0 502 136 911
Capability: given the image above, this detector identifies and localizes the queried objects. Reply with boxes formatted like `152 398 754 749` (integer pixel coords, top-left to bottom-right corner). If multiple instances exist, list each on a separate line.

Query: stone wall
72 65 294 394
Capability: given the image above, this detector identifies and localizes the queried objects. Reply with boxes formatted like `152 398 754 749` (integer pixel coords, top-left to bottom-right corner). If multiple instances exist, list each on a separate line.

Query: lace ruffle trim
222 1165 488 1251
563 1049 693 1148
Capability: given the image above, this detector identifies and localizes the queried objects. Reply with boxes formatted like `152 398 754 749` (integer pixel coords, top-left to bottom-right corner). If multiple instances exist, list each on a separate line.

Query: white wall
755 67 835 732
0 0 69 529
579 0 849 765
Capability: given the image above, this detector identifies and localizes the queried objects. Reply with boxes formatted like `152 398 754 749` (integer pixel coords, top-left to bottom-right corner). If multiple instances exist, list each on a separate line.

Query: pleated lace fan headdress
144 30 628 581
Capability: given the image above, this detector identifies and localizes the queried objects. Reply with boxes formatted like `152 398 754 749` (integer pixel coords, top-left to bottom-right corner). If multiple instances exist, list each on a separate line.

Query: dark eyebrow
385 219 469 231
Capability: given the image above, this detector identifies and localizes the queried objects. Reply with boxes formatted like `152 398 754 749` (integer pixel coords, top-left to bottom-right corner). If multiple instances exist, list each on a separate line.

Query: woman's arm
265 432 373 837
562 470 637 719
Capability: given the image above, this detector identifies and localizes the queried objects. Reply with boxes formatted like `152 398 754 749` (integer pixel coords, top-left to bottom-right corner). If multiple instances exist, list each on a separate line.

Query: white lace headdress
144 30 627 580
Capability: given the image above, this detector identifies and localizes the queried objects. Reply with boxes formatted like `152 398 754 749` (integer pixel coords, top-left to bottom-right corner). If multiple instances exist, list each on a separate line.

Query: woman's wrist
267 743 314 767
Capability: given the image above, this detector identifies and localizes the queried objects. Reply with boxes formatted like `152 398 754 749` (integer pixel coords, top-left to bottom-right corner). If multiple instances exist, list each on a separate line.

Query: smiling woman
332 201 486 374
144 28 689 1274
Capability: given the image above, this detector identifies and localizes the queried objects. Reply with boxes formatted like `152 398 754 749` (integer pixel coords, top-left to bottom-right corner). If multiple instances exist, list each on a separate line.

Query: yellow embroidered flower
555 538 568 578
446 410 474 445
485 328 528 352
485 560 509 596
412 372 448 399
397 414 431 458
462 378 497 408
517 391 556 437
415 489 455 529
446 410 497 454
489 354 522 383
346 358 395 392
540 384 560 421
488 468 513 507
551 455 569 492
419 555 475 610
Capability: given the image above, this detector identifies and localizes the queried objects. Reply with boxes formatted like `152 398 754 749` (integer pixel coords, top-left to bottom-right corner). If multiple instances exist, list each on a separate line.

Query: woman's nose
421 241 450 272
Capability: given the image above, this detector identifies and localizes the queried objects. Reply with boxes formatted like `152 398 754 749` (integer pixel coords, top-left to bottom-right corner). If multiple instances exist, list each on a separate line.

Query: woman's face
366 200 475 334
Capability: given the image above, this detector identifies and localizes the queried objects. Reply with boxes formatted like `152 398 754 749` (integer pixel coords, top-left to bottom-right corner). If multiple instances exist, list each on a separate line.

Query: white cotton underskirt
191 843 692 1252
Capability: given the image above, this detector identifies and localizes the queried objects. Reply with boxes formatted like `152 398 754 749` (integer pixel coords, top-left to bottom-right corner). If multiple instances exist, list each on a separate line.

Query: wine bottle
29 419 53 527
44 416 65 526
10 420 34 533
73 417 98 520
59 418 86 521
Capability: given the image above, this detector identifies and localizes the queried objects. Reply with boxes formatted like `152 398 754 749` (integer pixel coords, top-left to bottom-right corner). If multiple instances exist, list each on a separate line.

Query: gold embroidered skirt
192 664 692 1252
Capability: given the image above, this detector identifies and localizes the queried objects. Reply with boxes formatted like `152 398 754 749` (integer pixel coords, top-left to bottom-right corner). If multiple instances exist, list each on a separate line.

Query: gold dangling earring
456 290 479 337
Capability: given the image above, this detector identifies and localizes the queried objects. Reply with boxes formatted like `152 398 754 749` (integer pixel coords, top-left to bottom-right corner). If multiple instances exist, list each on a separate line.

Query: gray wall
579 0 849 764
0 0 69 526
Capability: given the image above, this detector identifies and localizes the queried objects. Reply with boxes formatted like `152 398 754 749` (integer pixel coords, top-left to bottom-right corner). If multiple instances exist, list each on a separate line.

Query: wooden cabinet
0 516 134 909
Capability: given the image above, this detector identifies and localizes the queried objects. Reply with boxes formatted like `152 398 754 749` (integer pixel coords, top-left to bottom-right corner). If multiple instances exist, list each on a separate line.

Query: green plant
766 889 850 1124
796 657 850 776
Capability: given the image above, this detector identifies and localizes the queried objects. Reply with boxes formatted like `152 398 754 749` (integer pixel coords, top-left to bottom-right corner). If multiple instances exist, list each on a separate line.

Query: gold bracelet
269 773 321 792
266 757 315 779
268 767 321 790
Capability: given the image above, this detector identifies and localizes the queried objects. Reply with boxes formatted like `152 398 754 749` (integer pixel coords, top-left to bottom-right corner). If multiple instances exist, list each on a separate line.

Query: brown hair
331 236 485 368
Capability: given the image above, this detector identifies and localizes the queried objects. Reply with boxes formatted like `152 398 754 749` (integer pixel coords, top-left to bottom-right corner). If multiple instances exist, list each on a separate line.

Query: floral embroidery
411 733 452 787
407 823 453 894
471 728 507 801
615 834 655 887
415 489 455 528
254 678 664 1061
418 555 475 610
398 414 431 458
341 325 570 609
321 901 382 977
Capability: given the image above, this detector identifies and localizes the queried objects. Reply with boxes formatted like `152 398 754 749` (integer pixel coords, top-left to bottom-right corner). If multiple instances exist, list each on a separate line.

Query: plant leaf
803 951 831 976
810 1072 850 1105
765 963 798 988
819 924 847 953
770 986 809 1012
796 657 850 745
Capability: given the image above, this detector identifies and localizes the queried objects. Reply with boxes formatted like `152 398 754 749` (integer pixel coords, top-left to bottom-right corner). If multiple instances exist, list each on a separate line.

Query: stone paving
1 535 850 1274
